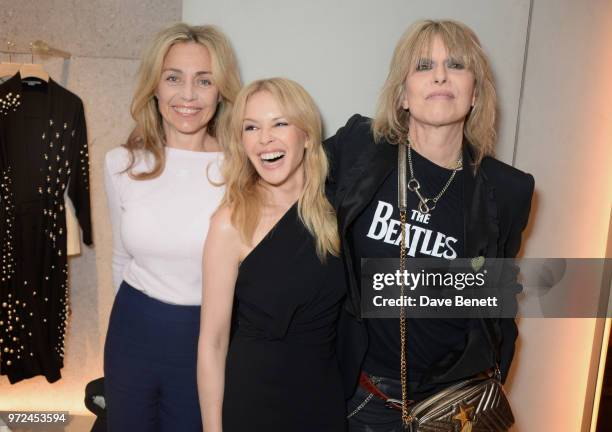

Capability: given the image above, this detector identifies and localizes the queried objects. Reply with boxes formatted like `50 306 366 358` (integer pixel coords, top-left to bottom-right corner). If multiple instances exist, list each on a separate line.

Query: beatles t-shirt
351 147 468 382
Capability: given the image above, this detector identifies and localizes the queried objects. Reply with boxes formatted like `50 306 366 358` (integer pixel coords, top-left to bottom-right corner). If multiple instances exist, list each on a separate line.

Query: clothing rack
1 40 71 59
3 40 139 61
1 40 72 85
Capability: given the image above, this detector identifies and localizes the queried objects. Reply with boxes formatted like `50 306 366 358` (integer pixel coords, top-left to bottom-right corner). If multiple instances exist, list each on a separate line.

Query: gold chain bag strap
397 142 515 432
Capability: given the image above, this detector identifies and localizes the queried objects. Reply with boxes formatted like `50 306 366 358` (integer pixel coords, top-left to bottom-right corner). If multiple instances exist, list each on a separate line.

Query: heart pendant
471 256 485 272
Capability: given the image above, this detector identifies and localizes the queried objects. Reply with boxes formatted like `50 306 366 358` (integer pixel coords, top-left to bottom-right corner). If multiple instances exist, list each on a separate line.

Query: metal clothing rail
1 40 71 59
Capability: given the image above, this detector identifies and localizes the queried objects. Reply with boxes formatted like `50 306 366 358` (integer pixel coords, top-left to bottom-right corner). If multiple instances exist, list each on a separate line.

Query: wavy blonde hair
125 22 241 179
222 78 339 260
373 19 497 167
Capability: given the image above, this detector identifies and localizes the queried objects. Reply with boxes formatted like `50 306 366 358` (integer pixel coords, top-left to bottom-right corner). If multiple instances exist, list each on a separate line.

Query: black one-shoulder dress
222 203 347 431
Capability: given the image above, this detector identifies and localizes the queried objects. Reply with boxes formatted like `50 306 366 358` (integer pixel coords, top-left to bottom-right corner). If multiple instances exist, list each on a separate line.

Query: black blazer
325 114 534 398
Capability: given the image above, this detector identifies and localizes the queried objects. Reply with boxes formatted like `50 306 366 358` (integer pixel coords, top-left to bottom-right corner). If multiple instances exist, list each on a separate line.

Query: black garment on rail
0 72 92 384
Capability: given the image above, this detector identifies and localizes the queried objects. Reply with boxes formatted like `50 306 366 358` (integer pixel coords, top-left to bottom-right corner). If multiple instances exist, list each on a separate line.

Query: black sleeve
67 101 93 246
498 173 535 382
324 114 363 207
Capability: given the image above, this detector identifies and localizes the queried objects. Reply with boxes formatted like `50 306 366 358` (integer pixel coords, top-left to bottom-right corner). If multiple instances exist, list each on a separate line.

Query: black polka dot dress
0 72 92 384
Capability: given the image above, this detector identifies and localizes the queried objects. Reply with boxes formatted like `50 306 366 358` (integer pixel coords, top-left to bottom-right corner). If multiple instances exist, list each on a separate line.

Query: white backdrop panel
183 0 530 163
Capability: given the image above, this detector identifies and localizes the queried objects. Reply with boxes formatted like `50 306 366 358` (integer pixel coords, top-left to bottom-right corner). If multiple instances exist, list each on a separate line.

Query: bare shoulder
207 205 241 250
210 205 235 233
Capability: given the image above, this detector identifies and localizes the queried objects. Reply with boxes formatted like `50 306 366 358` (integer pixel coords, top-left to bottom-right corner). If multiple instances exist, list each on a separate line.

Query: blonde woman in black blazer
326 19 534 432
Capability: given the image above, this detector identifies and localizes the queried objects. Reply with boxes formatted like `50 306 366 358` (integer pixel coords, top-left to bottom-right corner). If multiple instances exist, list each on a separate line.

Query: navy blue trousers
104 282 202 432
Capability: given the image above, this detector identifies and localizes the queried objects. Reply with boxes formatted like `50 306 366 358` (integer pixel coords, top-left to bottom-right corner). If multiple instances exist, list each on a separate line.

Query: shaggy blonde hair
125 22 241 179
373 19 497 167
222 78 339 260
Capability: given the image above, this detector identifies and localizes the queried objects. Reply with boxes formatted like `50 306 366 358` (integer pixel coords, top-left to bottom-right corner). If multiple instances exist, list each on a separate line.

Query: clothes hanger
0 41 21 78
31 40 71 59
19 42 49 82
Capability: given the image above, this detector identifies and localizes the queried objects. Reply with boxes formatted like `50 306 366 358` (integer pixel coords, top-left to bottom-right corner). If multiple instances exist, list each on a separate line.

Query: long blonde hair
125 22 241 179
373 19 497 167
222 78 339 260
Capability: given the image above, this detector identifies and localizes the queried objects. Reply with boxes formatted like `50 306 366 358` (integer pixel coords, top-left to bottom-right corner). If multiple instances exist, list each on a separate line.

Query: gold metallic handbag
403 369 514 431
397 142 515 432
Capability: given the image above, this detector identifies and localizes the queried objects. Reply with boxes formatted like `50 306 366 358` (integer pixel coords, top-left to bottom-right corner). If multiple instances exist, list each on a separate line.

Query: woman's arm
323 114 363 206
498 173 535 381
197 206 242 431
103 151 131 292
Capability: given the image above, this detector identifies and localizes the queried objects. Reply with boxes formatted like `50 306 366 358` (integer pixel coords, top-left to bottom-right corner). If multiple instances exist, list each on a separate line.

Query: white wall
510 0 612 430
183 0 531 163
183 1 612 430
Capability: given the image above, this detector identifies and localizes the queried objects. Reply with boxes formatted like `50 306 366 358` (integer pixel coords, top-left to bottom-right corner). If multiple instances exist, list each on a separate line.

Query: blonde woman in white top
103 23 240 432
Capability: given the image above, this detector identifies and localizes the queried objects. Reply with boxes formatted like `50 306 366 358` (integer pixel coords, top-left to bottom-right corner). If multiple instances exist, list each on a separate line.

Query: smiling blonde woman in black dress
197 78 346 432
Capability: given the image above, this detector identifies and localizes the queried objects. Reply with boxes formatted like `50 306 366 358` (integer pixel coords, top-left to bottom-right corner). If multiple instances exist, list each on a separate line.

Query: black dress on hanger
0 72 92 384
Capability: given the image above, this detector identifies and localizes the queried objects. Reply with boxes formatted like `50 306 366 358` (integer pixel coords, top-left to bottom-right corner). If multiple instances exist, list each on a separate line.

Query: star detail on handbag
453 404 475 432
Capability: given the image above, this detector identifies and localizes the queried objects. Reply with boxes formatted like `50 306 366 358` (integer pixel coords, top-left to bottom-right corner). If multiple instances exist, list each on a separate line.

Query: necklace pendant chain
418 198 436 214
406 136 462 215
